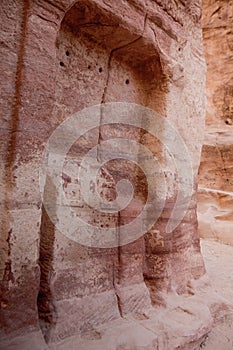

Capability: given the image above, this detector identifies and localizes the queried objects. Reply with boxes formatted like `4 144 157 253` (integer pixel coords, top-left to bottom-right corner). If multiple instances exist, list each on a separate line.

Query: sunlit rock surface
198 0 233 245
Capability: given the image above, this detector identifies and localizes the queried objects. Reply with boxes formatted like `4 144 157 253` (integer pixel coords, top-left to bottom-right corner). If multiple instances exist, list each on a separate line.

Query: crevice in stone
35 14 58 26
211 6 221 18
78 22 119 28
5 229 13 285
37 177 58 343
112 211 123 318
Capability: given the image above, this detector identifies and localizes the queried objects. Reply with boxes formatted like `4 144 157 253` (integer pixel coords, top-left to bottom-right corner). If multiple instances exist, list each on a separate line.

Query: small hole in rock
99 67 103 73
60 61 64 67
88 65 91 69
125 79 130 85
65 50 70 56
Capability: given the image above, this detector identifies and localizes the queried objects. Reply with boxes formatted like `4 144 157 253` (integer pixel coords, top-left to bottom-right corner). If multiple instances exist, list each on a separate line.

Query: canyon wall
0 1 220 349
198 0 233 245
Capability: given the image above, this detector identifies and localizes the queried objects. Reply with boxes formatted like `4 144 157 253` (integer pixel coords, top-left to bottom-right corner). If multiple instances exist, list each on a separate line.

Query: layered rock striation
198 0 233 245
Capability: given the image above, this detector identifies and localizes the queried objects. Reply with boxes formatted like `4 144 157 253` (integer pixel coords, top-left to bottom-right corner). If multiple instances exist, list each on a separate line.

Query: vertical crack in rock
37 177 58 343
1 228 15 298
1 0 29 296
112 212 124 318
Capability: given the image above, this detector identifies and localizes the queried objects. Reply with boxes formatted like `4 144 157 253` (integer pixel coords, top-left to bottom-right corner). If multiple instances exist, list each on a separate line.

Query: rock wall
0 1 220 349
198 0 233 245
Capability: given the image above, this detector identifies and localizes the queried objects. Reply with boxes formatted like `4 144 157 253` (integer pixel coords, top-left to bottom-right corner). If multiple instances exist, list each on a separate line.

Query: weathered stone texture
0 0 218 349
198 0 233 244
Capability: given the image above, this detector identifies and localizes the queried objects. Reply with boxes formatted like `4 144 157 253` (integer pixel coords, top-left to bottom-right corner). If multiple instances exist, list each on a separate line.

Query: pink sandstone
0 1 225 349
198 0 233 245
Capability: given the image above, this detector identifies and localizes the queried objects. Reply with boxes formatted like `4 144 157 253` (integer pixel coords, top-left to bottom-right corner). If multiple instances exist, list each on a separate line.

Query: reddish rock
198 0 233 245
0 0 219 349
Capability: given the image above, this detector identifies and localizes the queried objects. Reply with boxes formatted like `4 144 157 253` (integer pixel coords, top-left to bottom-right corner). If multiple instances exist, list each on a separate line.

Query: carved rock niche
37 0 168 344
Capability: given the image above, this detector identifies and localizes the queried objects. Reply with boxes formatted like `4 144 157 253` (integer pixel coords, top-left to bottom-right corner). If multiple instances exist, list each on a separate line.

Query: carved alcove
0 0 214 348
38 0 169 343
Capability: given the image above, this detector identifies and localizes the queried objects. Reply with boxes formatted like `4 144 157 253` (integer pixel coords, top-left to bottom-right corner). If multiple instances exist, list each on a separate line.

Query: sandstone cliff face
198 0 233 244
0 1 219 349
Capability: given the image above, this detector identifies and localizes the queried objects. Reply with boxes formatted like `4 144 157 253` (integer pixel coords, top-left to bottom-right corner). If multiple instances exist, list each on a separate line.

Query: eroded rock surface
198 0 233 245
0 0 219 349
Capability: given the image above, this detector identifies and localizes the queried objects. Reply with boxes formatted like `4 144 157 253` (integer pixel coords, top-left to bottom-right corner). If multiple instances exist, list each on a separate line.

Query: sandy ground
200 239 233 350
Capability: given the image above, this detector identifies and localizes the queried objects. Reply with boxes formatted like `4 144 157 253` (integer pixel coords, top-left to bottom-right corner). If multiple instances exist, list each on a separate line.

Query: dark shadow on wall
37 177 58 342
